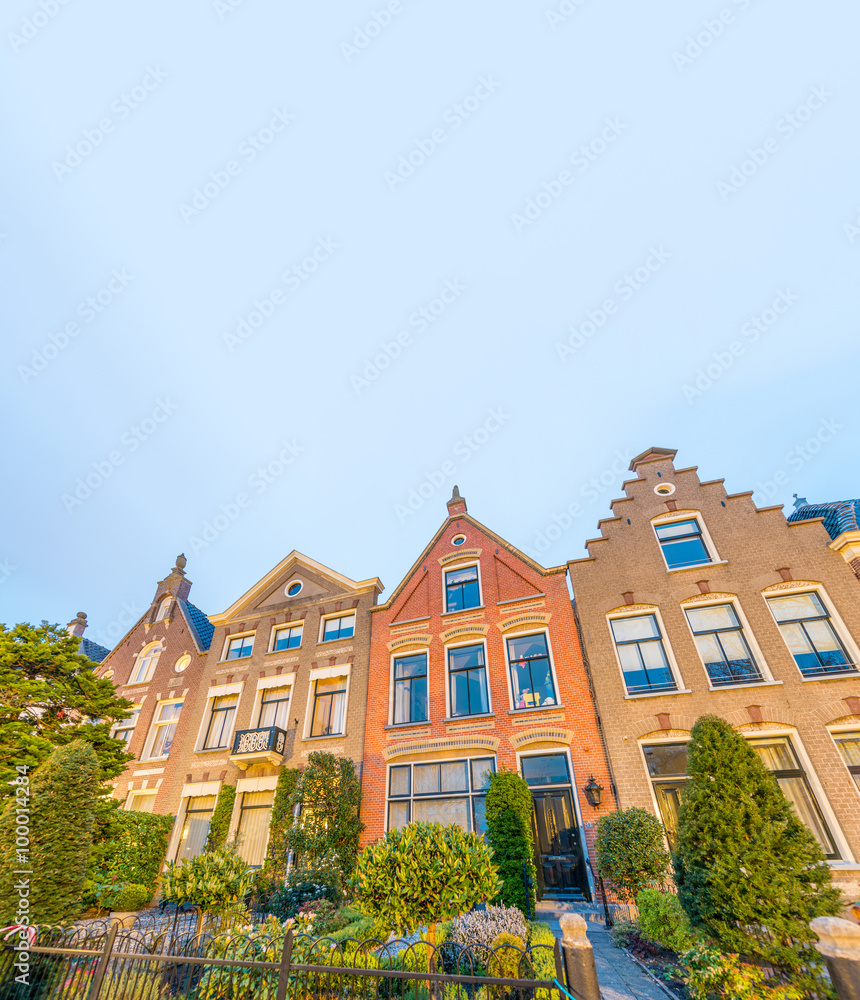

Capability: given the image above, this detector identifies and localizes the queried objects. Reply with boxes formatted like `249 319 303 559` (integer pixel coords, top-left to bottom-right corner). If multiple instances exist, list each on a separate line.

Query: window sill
216 658 253 665
624 689 693 701
301 733 346 741
139 756 168 763
508 705 565 715
441 606 486 618
828 861 860 870
800 672 860 683
444 713 495 722
266 647 302 655
123 680 151 688
665 560 728 574
194 747 230 754
708 680 783 693
384 721 431 730
315 637 355 647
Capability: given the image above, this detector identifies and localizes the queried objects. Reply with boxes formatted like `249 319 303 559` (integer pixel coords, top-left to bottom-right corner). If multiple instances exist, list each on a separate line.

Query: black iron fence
1 920 568 1000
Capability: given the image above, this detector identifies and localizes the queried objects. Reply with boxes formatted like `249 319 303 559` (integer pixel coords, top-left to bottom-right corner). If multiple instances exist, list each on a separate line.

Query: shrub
489 931 526 979
528 922 557 1000
353 821 501 947
88 810 174 895
636 888 697 953
267 849 343 919
673 715 841 993
260 767 300 881
682 942 804 1000
110 883 153 912
196 915 290 1000
595 807 670 903
160 846 254 923
610 920 640 949
451 904 528 952
204 784 236 853
484 769 537 916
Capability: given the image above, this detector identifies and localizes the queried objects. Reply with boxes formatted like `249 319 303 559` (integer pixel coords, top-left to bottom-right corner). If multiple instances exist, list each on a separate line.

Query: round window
286 581 303 596
654 483 676 496
451 534 466 546
102 669 114 680
174 654 191 673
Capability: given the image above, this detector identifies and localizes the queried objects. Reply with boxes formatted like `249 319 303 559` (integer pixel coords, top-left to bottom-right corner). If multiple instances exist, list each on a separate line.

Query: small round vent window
654 483 676 496
286 581 303 596
452 534 466 546
102 669 114 680
174 654 191 673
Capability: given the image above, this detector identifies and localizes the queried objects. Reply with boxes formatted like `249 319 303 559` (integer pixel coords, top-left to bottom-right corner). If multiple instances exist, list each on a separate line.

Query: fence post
810 916 860 1000
559 914 601 1000
275 926 294 1000
86 921 119 1000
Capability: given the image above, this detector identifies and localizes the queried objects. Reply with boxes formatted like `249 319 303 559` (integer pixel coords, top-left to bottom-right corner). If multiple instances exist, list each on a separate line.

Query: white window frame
442 561 483 615
503 627 562 713
112 704 142 745
269 621 304 653
651 511 721 573
221 630 256 662
156 597 173 621
389 648 430 726
680 596 777 690
302 664 351 739
444 638 492 720
249 673 296 731
606 607 687 699
142 697 184 761
130 641 163 684
125 789 158 812
827 724 860 798
318 612 356 645
194 682 243 753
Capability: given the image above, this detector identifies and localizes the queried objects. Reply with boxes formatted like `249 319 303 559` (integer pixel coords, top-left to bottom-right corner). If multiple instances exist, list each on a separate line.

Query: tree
283 752 363 879
353 821 501 947
0 740 99 925
0 621 133 795
673 715 841 992
484 768 537 915
595 807 670 903
160 847 255 927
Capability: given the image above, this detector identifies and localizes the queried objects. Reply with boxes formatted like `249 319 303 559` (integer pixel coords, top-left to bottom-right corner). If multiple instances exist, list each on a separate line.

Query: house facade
566 448 860 900
361 488 614 902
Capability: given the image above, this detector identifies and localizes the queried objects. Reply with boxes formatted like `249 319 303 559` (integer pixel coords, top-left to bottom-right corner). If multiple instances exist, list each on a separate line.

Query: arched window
131 642 162 684
156 597 173 621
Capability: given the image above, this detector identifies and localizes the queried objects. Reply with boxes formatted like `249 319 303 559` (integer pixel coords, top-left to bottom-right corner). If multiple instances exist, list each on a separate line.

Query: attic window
452 534 466 546
654 483 676 497
286 582 303 597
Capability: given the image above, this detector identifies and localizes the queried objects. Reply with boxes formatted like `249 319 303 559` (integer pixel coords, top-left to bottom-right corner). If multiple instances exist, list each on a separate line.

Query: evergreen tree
484 768 537 916
673 715 841 991
0 740 99 925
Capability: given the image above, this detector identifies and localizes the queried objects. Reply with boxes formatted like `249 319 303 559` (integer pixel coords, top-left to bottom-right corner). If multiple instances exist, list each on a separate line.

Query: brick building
361 487 613 901
566 448 860 900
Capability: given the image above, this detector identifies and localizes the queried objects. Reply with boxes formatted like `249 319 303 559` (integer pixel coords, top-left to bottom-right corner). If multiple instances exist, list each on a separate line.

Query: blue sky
2 0 859 647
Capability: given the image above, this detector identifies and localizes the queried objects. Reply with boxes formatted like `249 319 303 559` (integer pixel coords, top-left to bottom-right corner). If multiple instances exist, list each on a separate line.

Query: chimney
446 485 468 518
792 495 809 510
66 612 88 638
628 447 678 472
153 553 192 604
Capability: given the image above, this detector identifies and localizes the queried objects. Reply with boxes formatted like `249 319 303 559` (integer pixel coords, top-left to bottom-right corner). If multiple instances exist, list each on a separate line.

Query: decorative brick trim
438 549 482 566
497 612 551 633
761 580 822 592
511 727 574 749
680 591 737 605
382 735 499 761
446 721 495 733
607 603 658 615
385 729 431 740
387 634 433 652
511 711 565 726
440 623 490 643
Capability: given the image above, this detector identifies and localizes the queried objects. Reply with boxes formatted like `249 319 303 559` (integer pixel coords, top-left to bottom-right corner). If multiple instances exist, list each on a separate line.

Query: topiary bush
110 883 153 912
88 810 174 896
451 904 528 952
636 888 697 953
595 806 670 903
528 922 558 1000
484 769 537 916
160 846 254 924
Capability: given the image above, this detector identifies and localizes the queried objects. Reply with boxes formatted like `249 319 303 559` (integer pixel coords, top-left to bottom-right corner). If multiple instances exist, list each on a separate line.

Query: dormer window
156 597 172 621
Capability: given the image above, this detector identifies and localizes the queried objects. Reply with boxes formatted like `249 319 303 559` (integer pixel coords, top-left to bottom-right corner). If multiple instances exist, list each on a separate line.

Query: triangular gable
392 573 431 622
255 572 332 609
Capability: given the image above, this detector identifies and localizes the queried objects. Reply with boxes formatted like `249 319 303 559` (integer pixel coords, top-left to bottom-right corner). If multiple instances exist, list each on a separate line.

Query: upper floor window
766 592 855 677
113 707 140 745
445 565 480 612
310 676 348 736
273 624 302 651
684 603 762 687
156 597 172 621
393 653 428 725
655 518 711 570
225 634 254 660
833 731 860 792
321 613 355 643
507 633 557 710
258 686 291 730
610 615 677 695
131 642 162 684
202 694 238 750
448 643 489 717
146 701 183 759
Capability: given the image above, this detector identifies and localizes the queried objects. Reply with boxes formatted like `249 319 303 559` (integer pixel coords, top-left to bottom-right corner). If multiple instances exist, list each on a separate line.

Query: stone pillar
559 913 601 1000
810 916 860 1000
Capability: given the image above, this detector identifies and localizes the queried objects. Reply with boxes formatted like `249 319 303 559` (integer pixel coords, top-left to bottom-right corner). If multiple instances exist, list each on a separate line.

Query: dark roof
788 499 860 540
179 600 214 651
80 636 110 663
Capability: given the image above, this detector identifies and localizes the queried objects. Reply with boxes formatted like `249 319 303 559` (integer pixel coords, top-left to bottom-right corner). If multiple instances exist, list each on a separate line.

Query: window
321 614 355 642
393 653 428 724
126 791 157 813
258 686 291 730
610 615 677 695
202 694 238 750
225 634 254 660
520 753 571 786
655 518 711 570
236 790 274 866
174 654 191 673
684 604 762 686
286 581 303 596
156 597 172 621
147 701 183 758
113 708 141 745
310 676 347 736
766 592 855 677
176 795 216 861
388 757 495 834
445 565 480 612
642 743 689 849
131 642 162 684
749 737 839 858
448 643 489 717
273 624 302 651
508 633 557 710
833 732 860 791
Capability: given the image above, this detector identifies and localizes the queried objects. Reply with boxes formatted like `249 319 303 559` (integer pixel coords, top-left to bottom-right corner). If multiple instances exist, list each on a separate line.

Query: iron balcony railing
231 725 287 757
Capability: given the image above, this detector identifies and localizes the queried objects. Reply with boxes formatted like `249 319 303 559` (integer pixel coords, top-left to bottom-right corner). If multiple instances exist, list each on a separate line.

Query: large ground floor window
176 795 216 861
387 756 495 834
236 790 275 866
